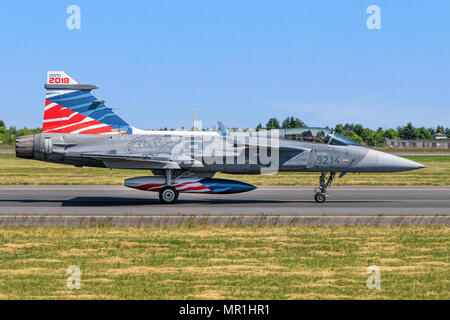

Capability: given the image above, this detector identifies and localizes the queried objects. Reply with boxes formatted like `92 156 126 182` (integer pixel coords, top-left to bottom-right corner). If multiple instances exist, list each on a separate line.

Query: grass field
374 148 450 153
0 225 448 300
0 154 449 185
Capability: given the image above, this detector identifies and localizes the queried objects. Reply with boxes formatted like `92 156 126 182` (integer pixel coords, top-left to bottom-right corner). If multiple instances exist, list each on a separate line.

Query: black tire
314 192 326 203
159 187 179 204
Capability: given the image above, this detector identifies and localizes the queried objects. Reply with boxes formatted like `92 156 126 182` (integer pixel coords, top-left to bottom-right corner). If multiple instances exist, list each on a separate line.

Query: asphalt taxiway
0 185 448 225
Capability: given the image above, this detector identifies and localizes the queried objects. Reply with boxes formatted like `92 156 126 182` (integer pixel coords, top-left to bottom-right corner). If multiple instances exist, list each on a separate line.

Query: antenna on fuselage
192 107 196 131
218 121 229 136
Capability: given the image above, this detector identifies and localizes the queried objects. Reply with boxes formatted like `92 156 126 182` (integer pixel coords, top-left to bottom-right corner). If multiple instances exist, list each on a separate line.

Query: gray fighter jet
16 72 424 203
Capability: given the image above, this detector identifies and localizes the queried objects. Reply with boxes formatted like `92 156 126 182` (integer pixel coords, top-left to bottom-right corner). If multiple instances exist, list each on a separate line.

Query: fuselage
16 128 424 175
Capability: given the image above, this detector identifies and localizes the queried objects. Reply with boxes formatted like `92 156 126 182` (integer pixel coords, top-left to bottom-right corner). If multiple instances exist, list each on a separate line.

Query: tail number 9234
317 155 340 166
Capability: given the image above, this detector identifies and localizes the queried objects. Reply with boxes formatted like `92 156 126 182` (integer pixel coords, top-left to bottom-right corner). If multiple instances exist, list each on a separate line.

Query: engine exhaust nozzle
15 135 35 159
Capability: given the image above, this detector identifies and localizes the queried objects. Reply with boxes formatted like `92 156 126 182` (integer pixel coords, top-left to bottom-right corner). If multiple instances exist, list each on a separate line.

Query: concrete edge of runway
0 215 448 227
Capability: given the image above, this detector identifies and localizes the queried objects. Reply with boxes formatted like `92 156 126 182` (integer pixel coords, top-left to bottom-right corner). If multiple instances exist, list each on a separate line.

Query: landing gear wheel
314 192 326 203
159 187 179 204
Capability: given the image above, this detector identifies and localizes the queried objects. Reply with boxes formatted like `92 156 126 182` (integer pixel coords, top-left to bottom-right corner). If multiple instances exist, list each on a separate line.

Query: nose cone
356 149 425 172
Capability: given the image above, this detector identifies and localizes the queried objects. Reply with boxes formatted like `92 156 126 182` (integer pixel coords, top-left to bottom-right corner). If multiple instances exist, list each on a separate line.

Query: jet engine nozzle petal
15 135 35 159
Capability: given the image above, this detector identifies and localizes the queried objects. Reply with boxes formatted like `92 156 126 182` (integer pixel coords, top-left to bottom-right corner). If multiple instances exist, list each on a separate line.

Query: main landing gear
314 171 336 203
159 186 179 204
159 169 179 204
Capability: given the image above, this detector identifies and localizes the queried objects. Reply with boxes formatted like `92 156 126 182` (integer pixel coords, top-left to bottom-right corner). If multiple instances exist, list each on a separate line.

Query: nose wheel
314 192 326 203
159 186 179 204
314 171 335 203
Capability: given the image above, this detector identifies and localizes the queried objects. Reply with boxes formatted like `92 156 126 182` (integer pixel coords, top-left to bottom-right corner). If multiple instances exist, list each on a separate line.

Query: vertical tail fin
43 71 132 134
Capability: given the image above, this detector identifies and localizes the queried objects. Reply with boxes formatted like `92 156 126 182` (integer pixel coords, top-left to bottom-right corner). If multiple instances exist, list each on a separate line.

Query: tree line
257 117 449 147
0 120 42 146
1 118 449 148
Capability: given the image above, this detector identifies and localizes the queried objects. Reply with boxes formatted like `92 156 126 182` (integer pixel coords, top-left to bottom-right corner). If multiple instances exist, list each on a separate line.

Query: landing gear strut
314 171 336 203
159 169 179 204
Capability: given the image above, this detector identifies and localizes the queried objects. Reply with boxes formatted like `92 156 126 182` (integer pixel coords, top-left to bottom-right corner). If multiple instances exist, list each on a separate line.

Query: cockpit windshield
329 132 361 146
284 128 333 144
283 128 361 147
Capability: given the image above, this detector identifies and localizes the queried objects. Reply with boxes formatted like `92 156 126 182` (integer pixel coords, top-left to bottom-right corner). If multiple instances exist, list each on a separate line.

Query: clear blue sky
0 0 449 130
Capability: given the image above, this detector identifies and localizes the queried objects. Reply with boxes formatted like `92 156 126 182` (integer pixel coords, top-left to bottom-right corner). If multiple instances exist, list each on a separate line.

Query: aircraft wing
80 153 203 170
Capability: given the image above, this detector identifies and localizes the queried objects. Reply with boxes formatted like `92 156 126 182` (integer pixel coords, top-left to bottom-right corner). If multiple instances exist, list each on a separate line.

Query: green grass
0 226 448 300
0 154 449 185
374 148 450 153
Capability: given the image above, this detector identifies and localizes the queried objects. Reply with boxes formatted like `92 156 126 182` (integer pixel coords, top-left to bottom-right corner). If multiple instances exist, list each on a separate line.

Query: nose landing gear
314 171 336 203
314 192 326 203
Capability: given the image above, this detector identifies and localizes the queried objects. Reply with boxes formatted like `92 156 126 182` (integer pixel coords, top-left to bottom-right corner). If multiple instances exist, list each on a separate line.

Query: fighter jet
16 72 424 203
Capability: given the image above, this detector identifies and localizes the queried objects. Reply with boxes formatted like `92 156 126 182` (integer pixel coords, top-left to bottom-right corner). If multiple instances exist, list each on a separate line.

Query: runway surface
0 185 448 226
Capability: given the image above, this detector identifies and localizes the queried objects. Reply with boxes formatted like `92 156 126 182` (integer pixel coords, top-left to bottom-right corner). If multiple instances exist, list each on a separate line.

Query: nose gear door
306 148 315 169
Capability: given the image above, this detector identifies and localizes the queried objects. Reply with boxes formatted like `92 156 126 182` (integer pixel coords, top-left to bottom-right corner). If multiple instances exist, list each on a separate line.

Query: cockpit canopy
283 128 361 146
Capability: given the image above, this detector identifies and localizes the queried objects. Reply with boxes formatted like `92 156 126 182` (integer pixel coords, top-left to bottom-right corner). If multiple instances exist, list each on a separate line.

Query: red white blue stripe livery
125 177 256 194
43 71 131 134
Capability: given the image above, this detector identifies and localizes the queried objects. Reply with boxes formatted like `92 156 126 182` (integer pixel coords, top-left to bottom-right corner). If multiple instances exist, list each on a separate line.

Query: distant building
386 138 450 149
432 133 448 139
